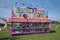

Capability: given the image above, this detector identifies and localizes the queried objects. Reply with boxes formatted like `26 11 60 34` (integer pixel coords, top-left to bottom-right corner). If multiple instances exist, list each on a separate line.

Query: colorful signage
13 7 47 19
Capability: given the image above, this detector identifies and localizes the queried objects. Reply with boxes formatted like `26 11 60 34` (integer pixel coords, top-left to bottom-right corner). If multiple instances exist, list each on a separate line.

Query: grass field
0 26 60 40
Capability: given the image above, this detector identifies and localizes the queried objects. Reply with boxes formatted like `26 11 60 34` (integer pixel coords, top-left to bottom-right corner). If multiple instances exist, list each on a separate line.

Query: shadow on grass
50 30 56 33
0 36 18 40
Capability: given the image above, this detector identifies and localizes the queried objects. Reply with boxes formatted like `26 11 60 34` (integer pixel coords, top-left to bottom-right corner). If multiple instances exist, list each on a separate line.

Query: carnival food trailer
6 7 51 36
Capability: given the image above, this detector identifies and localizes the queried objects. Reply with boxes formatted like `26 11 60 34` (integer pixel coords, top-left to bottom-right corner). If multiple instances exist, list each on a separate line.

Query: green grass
0 27 60 40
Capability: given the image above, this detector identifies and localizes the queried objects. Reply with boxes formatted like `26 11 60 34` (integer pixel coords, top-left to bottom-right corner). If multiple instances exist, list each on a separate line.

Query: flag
22 3 25 5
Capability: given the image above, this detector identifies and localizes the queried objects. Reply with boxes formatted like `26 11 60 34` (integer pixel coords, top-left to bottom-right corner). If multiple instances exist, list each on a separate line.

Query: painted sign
13 7 47 19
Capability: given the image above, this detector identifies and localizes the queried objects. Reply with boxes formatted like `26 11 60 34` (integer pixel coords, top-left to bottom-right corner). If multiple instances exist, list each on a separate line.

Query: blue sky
0 0 60 23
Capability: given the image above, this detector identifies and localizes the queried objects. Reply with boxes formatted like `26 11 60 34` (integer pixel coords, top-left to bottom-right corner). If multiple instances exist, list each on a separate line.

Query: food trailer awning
6 18 51 23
